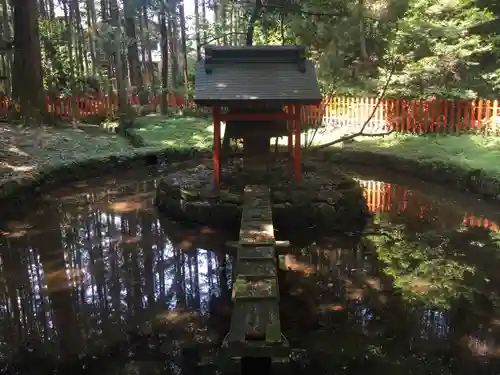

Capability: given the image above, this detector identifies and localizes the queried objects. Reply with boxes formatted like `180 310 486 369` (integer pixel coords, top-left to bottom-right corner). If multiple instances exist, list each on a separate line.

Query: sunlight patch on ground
284 254 316 275
109 200 148 213
45 268 87 292
0 161 36 172
317 303 345 312
155 308 200 325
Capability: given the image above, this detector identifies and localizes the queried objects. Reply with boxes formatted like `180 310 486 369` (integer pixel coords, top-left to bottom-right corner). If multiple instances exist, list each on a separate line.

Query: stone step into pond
219 184 290 375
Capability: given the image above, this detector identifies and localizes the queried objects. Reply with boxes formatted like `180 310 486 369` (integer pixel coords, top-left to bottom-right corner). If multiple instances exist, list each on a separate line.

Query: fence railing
307 97 500 134
0 95 498 134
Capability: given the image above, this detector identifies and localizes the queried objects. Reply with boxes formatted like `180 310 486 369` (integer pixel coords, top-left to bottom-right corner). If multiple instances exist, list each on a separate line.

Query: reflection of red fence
0 95 498 133
358 179 499 232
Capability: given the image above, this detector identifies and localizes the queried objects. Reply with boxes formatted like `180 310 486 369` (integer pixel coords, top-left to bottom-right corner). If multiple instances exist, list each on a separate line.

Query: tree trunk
220 0 227 45
86 0 97 75
72 0 86 75
142 6 156 89
233 4 239 45
202 0 206 44
168 11 178 88
38 0 47 18
100 0 108 20
11 0 44 122
358 0 368 60
159 9 168 114
178 1 189 90
194 0 201 60
138 11 147 86
109 0 128 122
124 0 143 91
62 0 75 81
100 0 113 94
246 0 262 46
47 0 55 18
1 0 12 94
35 205 82 356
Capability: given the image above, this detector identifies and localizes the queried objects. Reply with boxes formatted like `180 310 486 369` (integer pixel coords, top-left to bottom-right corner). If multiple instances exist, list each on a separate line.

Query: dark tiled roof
194 45 322 106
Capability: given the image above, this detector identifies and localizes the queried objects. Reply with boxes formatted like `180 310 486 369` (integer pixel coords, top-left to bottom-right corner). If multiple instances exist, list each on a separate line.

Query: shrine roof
194 45 322 106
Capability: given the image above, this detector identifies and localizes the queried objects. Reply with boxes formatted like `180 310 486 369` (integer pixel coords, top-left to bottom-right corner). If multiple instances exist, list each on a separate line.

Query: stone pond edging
154 163 371 235
0 148 210 217
321 149 500 202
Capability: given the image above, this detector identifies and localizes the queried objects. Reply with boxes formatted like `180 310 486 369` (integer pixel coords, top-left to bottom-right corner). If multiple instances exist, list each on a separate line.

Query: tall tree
85 0 97 75
178 0 189 89
142 6 156 88
109 0 127 120
124 0 144 91
11 0 45 121
194 0 201 60
159 1 169 114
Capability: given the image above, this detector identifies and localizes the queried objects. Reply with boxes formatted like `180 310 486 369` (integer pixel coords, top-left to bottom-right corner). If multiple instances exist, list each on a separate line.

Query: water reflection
278 177 500 374
0 176 232 372
2 171 500 374
358 179 500 231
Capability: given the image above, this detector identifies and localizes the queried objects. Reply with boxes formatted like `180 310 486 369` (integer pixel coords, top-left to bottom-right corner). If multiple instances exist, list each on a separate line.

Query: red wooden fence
0 95 498 134
359 179 499 232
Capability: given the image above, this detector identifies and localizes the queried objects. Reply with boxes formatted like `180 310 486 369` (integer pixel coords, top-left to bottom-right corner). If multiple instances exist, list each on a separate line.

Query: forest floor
0 122 156 188
129 115 500 178
1 114 499 190
131 113 217 149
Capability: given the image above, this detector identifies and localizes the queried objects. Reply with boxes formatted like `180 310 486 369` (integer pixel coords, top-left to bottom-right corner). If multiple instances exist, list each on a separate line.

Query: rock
271 190 288 203
155 160 369 235
219 190 243 204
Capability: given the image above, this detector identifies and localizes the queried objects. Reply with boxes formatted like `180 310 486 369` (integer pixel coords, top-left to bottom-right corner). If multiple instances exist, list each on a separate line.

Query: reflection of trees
0 179 230 369
279 177 500 374
357 177 500 313
367 203 500 371
370 214 500 311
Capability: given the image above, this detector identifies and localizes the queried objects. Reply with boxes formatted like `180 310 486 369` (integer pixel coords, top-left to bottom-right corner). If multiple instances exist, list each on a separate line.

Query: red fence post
213 106 221 187
294 104 302 183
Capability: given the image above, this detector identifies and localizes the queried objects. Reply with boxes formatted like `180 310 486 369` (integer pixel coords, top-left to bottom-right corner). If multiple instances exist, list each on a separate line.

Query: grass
130 114 215 150
0 113 216 189
127 114 500 180
7 112 495 190
339 133 500 178
0 123 168 187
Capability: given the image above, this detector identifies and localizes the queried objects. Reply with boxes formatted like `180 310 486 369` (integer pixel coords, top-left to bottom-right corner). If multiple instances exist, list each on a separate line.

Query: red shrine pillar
287 106 294 157
294 104 302 182
213 106 221 187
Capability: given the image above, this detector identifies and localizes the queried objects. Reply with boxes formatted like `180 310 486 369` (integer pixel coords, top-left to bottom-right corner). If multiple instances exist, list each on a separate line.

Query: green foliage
369 227 475 309
243 0 499 97
39 19 73 89
385 0 495 98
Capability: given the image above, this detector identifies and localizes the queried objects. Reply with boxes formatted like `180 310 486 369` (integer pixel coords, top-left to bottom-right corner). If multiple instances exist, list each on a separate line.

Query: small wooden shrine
194 45 322 186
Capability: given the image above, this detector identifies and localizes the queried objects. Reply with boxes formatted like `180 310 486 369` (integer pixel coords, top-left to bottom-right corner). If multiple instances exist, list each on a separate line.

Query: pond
1 164 500 375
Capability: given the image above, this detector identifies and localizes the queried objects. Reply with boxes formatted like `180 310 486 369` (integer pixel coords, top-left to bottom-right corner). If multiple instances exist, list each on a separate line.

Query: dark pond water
1 165 500 375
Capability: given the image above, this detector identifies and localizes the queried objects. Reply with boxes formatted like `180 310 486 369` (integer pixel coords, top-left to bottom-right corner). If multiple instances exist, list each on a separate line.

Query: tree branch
199 32 247 46
312 58 398 150
263 3 346 18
